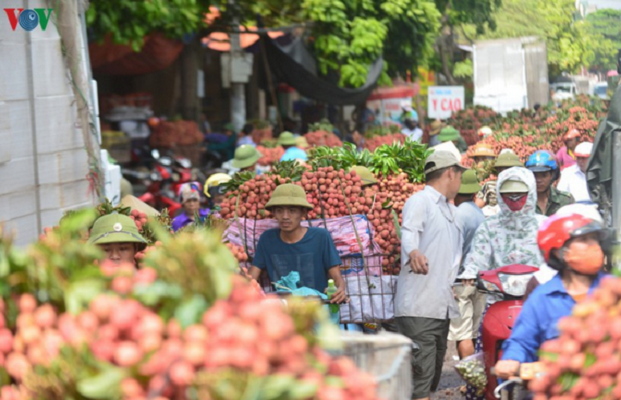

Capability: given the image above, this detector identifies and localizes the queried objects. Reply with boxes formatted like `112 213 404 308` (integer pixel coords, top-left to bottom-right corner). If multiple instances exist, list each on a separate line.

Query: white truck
473 36 549 114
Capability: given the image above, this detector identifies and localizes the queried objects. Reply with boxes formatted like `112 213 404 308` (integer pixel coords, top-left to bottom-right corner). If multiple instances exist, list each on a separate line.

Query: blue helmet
525 150 558 173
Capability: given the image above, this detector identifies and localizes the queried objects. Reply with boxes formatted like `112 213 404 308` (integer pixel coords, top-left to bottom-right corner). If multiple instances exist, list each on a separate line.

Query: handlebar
491 366 522 399
493 377 523 399
491 362 543 398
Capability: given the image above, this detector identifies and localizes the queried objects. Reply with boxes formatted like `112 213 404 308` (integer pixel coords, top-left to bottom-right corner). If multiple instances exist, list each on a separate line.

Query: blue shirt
254 227 341 293
237 136 256 147
501 272 605 363
456 202 485 262
280 147 308 162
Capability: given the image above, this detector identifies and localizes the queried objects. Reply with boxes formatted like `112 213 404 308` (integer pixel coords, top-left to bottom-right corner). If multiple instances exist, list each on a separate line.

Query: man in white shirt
396 150 465 400
557 142 593 202
401 117 424 142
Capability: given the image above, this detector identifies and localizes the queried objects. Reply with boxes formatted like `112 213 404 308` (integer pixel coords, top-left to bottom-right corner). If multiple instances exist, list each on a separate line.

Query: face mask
502 194 527 212
563 241 604 275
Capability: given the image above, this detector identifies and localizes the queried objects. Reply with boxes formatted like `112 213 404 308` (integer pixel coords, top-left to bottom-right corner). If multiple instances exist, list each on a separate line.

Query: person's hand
462 279 476 287
408 250 428 274
326 285 347 304
494 360 521 379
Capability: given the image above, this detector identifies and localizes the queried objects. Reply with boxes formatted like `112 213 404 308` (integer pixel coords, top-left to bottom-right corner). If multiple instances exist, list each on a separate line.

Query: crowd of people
99 112 604 400
395 132 604 399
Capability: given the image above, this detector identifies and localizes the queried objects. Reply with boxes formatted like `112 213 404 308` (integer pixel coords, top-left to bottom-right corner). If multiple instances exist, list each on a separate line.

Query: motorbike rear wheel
499 385 531 400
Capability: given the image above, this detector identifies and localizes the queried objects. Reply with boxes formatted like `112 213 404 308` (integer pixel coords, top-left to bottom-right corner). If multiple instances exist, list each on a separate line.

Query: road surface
432 341 465 400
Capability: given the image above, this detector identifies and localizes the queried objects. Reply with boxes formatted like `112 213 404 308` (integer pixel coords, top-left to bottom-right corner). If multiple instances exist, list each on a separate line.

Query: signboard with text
428 86 464 119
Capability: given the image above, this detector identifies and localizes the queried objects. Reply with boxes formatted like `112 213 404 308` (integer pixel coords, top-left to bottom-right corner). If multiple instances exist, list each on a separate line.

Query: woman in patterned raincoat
459 167 546 280
457 167 547 400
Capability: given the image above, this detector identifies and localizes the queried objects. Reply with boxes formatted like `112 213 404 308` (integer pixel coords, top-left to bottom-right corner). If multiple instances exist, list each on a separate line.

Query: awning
263 36 383 105
202 28 284 52
367 85 418 101
89 33 183 76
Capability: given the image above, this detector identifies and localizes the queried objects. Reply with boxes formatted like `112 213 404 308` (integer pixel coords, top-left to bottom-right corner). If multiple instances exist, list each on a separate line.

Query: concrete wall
0 0 93 246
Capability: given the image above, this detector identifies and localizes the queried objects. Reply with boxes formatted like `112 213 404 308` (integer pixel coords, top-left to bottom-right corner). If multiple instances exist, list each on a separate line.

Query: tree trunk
179 39 201 123
437 8 456 85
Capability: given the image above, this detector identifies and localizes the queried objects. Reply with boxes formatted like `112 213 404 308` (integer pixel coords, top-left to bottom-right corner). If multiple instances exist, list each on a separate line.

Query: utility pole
228 0 249 132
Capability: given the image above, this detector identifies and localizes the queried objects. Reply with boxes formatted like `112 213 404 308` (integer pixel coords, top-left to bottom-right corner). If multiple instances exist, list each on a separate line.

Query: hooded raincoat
459 168 546 280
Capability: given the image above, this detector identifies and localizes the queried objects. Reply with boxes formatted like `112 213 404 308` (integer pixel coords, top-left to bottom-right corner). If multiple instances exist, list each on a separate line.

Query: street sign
428 86 464 119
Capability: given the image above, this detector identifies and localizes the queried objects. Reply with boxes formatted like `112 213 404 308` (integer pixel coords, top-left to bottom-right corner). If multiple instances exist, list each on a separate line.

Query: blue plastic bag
274 272 341 325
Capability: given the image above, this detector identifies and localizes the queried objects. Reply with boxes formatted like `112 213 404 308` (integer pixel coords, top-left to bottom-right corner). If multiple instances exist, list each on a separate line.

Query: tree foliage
580 9 621 72
86 0 441 88
247 0 441 87
436 0 500 33
86 0 212 51
463 0 589 75
432 0 500 84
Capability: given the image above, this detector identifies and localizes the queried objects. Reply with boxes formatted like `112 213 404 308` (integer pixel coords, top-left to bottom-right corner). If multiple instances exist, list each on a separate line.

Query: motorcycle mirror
151 149 160 159
176 158 192 169
159 157 173 167
475 278 487 292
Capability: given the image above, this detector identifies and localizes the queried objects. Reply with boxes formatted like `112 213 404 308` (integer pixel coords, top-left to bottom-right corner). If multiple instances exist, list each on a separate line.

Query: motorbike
123 150 182 215
477 264 539 400
123 148 208 215
169 156 194 196
491 362 543 400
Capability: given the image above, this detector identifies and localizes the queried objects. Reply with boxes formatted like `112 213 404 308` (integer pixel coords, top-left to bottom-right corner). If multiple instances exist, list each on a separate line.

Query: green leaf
64 279 106 315
77 366 128 399
260 374 297 398
174 294 209 328
133 280 183 306
392 209 402 240
288 381 318 399
584 352 596 368
0 367 10 387
538 350 558 362
558 372 579 392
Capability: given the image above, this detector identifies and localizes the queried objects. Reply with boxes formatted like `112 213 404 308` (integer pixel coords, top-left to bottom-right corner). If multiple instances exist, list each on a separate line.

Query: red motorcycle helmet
538 213 607 268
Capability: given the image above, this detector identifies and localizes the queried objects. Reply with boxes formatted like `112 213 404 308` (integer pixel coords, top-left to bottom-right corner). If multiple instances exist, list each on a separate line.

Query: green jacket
208 133 237 161
535 187 574 217
455 137 468 154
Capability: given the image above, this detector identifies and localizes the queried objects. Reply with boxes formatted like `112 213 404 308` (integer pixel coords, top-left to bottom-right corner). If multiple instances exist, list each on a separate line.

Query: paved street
432 341 464 400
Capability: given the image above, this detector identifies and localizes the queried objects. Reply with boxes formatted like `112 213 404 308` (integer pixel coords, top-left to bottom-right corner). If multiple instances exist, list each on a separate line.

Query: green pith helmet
265 184 313 210
495 152 524 168
350 166 378 186
459 169 482 194
277 131 298 146
87 214 147 250
231 145 262 169
438 126 461 142
499 180 529 194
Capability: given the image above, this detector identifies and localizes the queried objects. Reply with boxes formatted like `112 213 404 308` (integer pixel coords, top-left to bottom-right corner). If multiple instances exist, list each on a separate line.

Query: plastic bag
454 352 487 395
274 272 340 325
